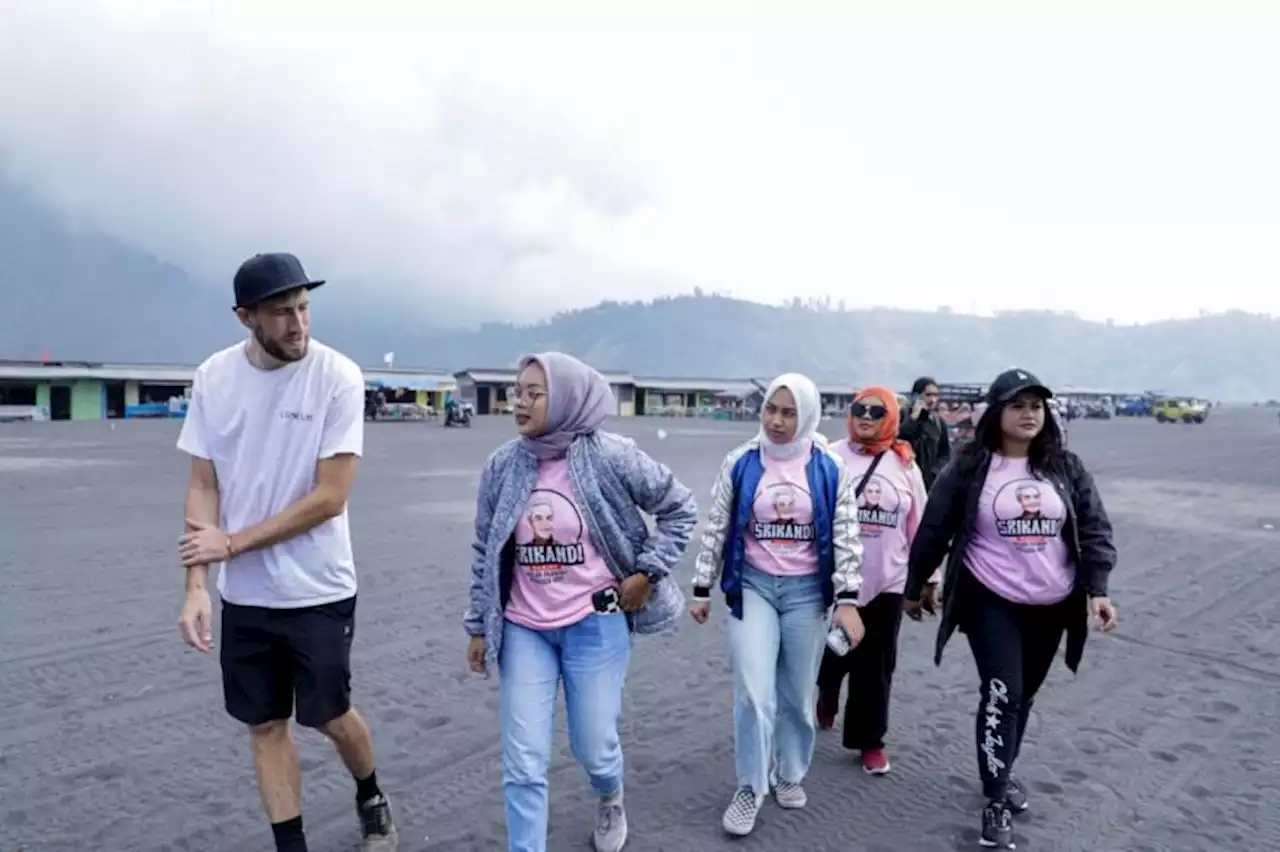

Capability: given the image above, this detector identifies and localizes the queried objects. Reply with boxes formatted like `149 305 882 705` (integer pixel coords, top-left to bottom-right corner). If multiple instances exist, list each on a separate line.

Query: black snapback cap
233 253 325 309
986 368 1054 405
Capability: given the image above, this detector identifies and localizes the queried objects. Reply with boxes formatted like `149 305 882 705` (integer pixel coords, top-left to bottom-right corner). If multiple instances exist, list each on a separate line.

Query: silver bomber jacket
692 434 863 601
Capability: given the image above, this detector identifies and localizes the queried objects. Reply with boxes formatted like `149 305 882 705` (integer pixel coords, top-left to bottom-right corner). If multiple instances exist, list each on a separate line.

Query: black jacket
899 410 951 490
904 447 1117 672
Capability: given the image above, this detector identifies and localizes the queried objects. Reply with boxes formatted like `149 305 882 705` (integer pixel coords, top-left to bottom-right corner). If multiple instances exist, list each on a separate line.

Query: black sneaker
980 800 1015 849
357 794 400 851
1005 776 1030 813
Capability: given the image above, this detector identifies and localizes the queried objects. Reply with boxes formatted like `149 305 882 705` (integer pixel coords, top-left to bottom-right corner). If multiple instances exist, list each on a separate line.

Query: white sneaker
773 781 807 809
722 788 763 836
593 792 628 852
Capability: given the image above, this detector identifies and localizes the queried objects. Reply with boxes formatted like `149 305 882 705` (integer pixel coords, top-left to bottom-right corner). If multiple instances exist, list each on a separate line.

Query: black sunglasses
850 402 888 420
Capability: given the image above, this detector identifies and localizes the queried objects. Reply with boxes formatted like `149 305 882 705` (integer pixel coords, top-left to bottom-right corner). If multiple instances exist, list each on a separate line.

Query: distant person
817 386 934 775
463 352 698 852
689 373 864 837
899 376 951 491
174 253 399 852
1048 399 1067 444
903 368 1118 850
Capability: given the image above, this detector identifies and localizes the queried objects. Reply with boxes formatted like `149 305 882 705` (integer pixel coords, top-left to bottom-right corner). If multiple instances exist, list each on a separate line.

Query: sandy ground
2 409 1279 852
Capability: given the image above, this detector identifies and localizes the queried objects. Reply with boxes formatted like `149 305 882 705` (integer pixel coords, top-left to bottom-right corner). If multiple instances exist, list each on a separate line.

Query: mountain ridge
3 174 1278 400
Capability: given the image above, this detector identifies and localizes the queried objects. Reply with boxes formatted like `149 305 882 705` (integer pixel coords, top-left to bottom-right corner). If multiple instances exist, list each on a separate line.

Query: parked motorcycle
443 402 473 427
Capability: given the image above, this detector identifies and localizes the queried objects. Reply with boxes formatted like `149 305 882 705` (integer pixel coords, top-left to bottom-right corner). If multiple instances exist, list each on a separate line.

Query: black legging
816 592 904 750
962 580 1073 800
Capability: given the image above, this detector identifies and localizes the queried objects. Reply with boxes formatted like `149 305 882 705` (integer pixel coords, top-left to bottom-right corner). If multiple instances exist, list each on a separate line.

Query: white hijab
759 372 822 459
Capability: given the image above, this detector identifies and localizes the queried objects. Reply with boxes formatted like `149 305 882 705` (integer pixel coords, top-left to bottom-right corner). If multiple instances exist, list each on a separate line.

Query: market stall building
454 367 637 416
0 359 454 422
0 360 195 421
632 376 761 417
817 384 857 417
363 368 456 418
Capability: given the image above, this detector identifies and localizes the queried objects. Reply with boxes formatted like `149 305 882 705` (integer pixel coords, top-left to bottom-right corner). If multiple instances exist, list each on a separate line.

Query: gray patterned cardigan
463 430 699 667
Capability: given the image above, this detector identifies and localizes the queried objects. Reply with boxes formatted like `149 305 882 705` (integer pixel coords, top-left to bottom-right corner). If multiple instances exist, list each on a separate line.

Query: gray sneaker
773 781 807 809
722 788 763 836
1005 776 1030 813
594 793 628 852
357 794 400 851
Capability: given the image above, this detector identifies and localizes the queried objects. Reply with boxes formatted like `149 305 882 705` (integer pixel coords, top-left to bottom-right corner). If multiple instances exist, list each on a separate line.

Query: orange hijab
846 385 916 466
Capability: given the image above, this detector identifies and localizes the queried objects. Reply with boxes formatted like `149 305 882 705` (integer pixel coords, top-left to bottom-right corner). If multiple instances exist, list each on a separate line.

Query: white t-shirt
176 339 365 609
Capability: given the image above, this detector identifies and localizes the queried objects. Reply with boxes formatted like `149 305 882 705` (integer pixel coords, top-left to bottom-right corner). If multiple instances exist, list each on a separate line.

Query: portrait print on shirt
992 478 1064 553
752 480 816 553
856 475 902 539
515 489 587 585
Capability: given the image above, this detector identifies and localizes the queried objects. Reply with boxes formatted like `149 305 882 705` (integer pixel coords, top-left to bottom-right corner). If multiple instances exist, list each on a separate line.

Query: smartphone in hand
592 587 622 614
826 624 852 656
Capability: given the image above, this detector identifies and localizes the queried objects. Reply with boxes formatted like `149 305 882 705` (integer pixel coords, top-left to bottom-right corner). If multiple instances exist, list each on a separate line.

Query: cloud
1 0 1278 325
0 0 675 323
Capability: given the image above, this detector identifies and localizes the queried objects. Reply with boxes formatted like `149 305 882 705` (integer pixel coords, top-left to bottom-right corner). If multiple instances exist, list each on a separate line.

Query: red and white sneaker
860 748 891 775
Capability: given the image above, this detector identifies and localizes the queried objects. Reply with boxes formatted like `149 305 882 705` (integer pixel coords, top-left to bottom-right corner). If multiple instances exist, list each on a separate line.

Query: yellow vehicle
1154 398 1208 424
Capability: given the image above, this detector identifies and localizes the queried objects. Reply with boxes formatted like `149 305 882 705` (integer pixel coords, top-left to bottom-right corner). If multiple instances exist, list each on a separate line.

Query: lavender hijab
518 352 617 460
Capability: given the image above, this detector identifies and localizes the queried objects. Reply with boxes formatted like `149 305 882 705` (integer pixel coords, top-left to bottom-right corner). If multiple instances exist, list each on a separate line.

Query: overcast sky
1 0 1277 326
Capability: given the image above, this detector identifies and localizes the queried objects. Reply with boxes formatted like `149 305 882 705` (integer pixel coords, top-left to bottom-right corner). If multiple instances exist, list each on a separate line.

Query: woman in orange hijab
816 385 938 774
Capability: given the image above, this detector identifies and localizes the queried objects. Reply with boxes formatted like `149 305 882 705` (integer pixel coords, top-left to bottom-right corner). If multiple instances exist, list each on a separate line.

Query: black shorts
220 595 357 729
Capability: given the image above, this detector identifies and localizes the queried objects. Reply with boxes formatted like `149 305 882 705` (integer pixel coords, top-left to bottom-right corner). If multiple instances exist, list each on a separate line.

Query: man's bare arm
185 457 221 592
228 454 359 557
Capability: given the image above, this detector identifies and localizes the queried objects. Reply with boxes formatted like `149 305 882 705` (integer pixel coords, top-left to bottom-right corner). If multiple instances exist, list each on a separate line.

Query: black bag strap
855 452 887 497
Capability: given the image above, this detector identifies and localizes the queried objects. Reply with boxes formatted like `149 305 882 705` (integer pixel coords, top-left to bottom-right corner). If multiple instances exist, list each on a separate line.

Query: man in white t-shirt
175 253 398 852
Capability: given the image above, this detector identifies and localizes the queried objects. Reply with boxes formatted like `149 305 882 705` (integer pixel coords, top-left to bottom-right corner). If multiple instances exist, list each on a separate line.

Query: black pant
816 592 903 750
220 596 357 729
963 581 1071 800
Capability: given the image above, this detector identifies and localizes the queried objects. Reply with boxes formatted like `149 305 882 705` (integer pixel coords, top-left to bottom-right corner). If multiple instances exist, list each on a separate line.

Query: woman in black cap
903 368 1118 850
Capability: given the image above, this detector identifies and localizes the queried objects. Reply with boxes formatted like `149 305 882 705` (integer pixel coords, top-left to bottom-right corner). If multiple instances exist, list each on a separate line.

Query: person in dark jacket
903 368 1118 850
898 376 950 491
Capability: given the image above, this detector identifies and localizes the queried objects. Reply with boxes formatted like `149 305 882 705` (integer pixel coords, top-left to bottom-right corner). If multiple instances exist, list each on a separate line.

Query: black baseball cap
986 368 1054 405
233 253 325 309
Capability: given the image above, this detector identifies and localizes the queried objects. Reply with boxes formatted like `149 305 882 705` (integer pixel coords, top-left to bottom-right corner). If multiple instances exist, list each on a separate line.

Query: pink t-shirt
831 439 932 603
965 454 1075 605
503 458 618 631
744 448 821 577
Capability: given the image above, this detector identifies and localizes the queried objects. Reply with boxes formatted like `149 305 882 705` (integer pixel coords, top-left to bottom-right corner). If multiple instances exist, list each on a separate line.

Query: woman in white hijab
690 373 865 836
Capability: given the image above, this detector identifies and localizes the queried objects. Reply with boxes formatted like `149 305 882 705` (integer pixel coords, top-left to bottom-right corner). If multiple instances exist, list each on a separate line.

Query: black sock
355 769 383 806
271 815 307 852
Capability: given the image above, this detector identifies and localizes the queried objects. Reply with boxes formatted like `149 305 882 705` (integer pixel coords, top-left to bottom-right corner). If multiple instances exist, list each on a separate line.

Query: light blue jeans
727 565 829 795
499 613 631 852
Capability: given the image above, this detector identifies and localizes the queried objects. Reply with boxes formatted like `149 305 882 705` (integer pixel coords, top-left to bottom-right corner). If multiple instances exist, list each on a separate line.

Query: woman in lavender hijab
464 352 699 852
